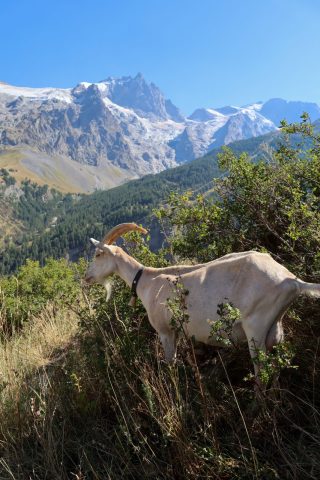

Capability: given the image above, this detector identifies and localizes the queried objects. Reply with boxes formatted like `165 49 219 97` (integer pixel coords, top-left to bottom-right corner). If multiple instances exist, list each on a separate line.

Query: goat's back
178 251 297 343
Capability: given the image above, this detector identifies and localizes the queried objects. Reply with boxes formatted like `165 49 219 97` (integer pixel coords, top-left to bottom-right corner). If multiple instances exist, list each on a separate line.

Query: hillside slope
1 123 320 478
0 147 133 193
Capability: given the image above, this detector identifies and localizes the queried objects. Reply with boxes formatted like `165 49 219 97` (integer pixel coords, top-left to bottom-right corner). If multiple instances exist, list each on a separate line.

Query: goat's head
84 240 117 286
84 223 148 286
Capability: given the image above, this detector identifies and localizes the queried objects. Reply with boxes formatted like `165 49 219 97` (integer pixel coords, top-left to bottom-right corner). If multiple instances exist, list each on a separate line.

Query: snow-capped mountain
0 74 319 191
0 76 186 176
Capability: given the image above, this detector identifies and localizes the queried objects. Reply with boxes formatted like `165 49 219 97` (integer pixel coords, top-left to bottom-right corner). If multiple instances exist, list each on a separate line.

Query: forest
0 131 278 274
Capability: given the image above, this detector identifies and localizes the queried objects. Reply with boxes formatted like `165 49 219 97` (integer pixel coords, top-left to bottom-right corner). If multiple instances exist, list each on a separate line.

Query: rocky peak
99 73 184 121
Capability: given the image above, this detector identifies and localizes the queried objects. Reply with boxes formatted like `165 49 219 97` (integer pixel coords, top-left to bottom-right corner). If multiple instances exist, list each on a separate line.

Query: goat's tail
297 279 320 298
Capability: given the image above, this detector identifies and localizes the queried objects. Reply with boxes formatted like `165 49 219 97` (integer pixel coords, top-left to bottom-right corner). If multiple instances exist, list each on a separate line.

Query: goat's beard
102 278 113 302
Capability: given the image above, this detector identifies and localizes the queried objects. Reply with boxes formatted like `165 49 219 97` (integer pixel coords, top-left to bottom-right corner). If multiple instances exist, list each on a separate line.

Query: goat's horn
102 223 148 245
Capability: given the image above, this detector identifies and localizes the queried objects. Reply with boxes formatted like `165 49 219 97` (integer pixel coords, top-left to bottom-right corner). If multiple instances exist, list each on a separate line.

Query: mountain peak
134 72 144 80
260 98 320 125
97 74 184 121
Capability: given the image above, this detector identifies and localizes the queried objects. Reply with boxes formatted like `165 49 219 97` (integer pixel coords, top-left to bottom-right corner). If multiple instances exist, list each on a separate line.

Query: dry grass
0 294 319 479
0 306 78 379
0 304 79 479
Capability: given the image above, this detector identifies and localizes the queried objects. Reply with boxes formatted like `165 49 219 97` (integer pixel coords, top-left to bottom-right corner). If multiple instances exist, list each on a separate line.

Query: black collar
131 268 144 298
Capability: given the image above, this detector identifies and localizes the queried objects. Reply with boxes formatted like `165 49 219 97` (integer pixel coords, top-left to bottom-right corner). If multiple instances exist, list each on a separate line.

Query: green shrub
156 116 320 280
0 258 82 334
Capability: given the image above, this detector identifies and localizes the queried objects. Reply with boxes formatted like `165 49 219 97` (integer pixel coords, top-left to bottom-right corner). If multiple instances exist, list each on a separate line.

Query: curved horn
102 223 148 245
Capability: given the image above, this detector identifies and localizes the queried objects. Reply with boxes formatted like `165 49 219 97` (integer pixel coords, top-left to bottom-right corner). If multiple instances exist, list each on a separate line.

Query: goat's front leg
249 340 268 396
159 331 177 363
243 323 267 395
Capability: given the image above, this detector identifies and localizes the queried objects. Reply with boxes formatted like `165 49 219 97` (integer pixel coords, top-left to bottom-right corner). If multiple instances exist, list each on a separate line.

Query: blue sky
1 0 320 115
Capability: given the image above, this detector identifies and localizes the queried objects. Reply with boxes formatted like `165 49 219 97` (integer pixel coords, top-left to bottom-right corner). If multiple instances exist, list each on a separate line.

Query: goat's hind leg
266 319 284 395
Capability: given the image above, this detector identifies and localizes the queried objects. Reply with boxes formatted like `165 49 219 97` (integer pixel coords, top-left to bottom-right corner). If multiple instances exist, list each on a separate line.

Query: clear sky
1 0 320 115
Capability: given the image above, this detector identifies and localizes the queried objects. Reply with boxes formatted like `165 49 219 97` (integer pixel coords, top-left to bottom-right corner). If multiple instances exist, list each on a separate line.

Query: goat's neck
114 248 144 288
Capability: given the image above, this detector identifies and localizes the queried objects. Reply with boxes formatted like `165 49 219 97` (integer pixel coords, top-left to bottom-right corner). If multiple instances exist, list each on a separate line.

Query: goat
84 223 320 388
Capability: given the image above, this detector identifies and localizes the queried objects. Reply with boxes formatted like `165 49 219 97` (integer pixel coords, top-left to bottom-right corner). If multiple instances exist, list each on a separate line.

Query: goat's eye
96 253 101 258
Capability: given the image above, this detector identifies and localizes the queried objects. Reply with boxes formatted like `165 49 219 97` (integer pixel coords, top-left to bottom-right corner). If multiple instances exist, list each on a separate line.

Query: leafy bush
156 116 320 281
0 258 82 334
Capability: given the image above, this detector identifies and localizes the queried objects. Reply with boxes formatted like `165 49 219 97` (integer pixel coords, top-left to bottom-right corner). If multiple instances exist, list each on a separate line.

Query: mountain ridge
0 74 319 193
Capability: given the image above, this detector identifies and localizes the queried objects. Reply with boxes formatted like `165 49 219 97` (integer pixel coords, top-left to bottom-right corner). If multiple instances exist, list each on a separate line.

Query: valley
0 130 280 274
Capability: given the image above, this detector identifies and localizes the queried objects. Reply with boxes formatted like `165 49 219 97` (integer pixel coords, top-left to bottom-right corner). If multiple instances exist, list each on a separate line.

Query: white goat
84 223 320 387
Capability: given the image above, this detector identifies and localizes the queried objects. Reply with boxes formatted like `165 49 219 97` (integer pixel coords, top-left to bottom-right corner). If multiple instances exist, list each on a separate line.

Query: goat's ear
90 238 114 255
90 238 100 247
98 243 115 255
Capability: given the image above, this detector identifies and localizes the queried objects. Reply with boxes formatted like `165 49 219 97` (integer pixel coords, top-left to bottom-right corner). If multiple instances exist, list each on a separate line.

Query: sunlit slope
0 148 134 193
